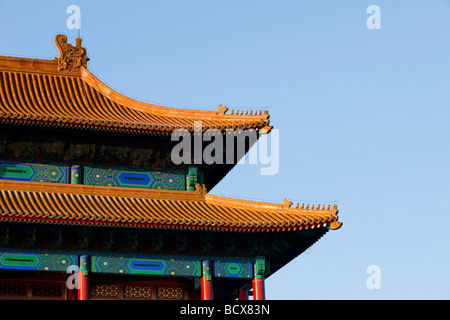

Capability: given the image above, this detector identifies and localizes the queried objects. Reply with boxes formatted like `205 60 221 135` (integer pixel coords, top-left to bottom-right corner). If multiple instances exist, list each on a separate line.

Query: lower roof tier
0 180 342 232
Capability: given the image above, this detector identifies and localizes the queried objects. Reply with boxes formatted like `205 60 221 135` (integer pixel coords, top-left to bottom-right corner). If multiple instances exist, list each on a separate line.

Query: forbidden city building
0 34 342 300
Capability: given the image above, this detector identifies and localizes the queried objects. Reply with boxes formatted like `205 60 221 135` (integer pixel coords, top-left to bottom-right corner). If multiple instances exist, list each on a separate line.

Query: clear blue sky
1 0 450 299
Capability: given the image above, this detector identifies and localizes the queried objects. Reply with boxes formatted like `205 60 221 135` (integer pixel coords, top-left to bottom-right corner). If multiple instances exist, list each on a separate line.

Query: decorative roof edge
206 194 339 215
80 67 269 120
0 55 62 76
0 180 339 216
0 34 271 122
0 180 341 232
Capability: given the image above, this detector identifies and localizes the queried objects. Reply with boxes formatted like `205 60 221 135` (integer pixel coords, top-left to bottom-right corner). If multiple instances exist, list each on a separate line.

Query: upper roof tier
0 34 272 135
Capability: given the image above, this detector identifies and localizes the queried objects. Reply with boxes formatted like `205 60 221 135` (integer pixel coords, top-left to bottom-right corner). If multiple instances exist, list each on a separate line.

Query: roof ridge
80 67 269 121
205 194 338 214
0 55 74 76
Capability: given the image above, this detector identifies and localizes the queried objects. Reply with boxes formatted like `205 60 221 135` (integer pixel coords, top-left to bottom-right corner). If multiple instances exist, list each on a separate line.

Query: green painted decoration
215 260 252 279
254 257 266 278
0 251 77 272
84 166 186 190
187 167 198 191
0 161 69 183
202 260 213 280
79 255 89 275
70 166 83 184
91 255 201 277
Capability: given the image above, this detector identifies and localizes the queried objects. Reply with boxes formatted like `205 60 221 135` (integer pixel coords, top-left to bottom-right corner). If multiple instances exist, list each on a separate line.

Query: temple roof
0 35 271 135
0 180 341 232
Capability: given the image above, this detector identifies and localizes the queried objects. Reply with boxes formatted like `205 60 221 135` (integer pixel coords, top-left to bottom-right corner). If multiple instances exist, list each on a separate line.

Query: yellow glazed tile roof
0 180 341 232
0 35 271 135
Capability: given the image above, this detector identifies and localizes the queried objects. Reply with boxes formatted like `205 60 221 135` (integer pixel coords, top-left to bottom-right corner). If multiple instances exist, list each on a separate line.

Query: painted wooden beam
0 251 77 272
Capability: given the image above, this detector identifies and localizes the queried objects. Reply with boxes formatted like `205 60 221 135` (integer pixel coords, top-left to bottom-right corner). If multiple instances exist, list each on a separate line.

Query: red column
253 277 265 300
67 288 76 300
201 260 214 300
78 255 89 300
253 257 266 300
238 289 249 300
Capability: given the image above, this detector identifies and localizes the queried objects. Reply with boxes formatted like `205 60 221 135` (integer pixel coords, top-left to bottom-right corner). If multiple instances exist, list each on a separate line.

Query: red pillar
67 288 76 300
78 255 89 300
201 260 214 300
252 277 265 300
238 289 249 300
253 257 266 300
